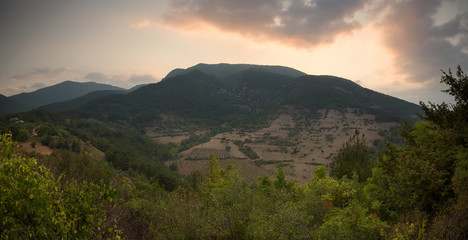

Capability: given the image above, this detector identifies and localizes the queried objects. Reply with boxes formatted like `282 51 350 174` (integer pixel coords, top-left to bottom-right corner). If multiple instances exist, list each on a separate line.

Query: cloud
163 0 367 47
85 72 111 82
2 68 74 95
162 0 468 89
0 87 22 97
128 74 156 84
10 68 70 81
375 0 468 84
131 18 151 28
84 72 130 87
30 82 46 89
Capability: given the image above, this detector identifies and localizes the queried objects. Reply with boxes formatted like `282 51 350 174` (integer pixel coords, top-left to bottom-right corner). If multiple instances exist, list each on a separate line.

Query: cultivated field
185 148 231 159
166 158 268 184
160 107 400 184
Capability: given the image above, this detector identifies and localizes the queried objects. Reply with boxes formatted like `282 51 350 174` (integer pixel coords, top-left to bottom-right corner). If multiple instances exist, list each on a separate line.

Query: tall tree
330 130 372 182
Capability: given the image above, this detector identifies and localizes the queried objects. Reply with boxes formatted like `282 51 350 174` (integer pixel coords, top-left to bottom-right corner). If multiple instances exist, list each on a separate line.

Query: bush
0 134 120 239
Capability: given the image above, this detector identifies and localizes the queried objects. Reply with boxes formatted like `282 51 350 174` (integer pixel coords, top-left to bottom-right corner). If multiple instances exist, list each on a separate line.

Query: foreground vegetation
1 67 467 239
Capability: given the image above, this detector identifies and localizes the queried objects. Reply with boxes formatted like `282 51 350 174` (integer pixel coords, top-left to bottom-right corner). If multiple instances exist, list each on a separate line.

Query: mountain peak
1 81 125 116
164 63 306 80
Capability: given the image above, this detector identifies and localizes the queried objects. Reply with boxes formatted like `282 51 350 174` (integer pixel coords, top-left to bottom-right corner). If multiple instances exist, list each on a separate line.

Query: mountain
164 63 306 80
78 69 239 124
0 94 29 117
39 83 152 112
280 75 419 121
127 83 149 92
1 81 125 116
40 89 127 112
2 63 424 185
75 64 421 128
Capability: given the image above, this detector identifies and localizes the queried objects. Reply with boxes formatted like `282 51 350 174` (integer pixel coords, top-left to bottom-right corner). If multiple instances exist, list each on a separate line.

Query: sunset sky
1 0 467 104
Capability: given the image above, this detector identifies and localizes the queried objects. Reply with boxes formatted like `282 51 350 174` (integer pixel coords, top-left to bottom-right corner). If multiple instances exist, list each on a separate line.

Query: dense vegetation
1 67 466 239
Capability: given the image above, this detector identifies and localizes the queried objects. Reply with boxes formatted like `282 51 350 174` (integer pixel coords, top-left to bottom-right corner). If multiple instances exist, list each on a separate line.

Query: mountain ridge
74 64 421 129
1 81 125 116
164 63 306 80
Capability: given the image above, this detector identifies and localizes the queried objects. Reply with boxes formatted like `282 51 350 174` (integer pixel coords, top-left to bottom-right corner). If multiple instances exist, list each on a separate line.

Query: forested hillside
70 64 420 131
1 67 467 239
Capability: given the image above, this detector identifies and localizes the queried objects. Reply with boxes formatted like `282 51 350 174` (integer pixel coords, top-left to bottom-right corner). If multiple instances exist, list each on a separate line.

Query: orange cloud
163 0 366 48
162 0 467 86
131 18 151 28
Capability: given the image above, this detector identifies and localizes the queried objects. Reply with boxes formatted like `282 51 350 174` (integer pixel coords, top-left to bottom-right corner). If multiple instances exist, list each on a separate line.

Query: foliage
234 139 259 159
365 66 468 238
0 134 121 239
65 119 180 190
420 65 468 132
330 130 372 182
179 133 211 152
366 121 457 218
1 66 466 239
1 124 30 142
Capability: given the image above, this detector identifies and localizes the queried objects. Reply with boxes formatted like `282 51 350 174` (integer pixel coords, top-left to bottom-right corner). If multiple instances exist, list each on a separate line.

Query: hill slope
164 63 306 80
75 64 420 128
40 89 127 112
1 81 124 116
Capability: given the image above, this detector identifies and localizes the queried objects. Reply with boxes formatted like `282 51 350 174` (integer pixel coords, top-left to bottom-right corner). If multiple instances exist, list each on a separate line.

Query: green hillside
74 64 420 129
1 65 465 240
40 89 126 112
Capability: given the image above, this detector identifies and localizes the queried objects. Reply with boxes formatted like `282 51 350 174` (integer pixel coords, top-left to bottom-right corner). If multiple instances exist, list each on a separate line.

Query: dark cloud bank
164 0 468 85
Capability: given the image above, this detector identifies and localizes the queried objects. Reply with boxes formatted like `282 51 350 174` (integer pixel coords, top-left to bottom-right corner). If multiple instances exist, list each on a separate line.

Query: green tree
365 66 468 239
418 66 468 239
16 128 30 142
420 65 468 133
366 122 456 218
0 134 120 239
330 130 372 182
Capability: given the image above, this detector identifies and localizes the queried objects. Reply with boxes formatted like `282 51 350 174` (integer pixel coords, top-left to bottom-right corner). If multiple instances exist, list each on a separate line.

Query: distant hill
40 90 126 112
164 63 306 80
75 64 421 127
127 83 149 92
1 81 124 116
78 69 239 124
39 83 150 112
0 95 29 117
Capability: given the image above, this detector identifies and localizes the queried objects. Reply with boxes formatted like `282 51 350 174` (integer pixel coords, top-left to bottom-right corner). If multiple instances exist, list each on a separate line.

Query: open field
19 137 53 155
18 136 105 160
159 107 399 184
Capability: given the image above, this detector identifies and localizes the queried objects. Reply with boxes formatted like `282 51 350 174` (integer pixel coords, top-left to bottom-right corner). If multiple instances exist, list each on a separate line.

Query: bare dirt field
18 137 105 160
153 135 190 144
161 108 400 184
19 137 53 155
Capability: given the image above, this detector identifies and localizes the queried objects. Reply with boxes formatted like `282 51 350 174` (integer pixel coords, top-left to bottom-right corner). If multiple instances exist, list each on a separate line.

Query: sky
0 0 467 104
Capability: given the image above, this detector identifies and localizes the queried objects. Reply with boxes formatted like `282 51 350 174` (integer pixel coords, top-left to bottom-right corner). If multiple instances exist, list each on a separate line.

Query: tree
0 133 120 239
365 67 468 238
420 65 468 135
330 130 371 182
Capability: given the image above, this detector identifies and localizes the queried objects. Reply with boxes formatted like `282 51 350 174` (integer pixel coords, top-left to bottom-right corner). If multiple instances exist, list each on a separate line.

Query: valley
2 63 466 239
161 107 399 183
